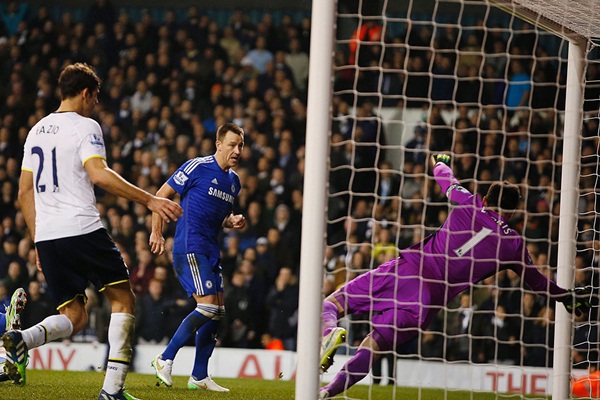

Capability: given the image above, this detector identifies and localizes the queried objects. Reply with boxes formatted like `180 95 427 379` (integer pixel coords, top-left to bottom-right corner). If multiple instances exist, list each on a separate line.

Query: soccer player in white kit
6 63 182 400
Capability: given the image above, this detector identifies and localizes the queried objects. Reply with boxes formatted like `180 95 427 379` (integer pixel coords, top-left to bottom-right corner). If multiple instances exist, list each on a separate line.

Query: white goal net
311 0 600 398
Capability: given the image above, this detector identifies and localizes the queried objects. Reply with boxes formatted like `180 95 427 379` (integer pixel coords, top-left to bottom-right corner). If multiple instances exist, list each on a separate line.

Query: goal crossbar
491 0 598 42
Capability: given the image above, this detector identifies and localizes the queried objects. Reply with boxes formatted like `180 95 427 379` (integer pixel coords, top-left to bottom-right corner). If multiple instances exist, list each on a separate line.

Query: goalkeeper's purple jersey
392 163 565 326
167 155 241 258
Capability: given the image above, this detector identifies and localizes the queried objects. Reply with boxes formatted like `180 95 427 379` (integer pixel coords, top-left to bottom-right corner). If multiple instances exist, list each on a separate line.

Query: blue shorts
172 253 224 297
35 228 130 310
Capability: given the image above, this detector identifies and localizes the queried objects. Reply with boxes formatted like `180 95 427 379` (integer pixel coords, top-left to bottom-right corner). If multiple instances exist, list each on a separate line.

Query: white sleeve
78 118 107 164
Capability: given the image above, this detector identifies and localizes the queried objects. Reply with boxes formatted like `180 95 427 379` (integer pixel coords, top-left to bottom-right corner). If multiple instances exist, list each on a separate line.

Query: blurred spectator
221 235 241 283
261 332 284 350
3 260 27 295
272 203 300 261
284 38 308 92
446 292 475 362
573 308 599 371
130 248 155 297
0 234 23 279
404 126 427 165
136 278 170 344
323 246 344 296
348 20 382 66
221 268 260 348
0 281 9 309
254 236 278 287
266 226 293 271
266 267 299 350
245 36 273 74
420 316 445 360
522 305 554 367
479 304 521 364
21 279 56 330
505 60 532 112
220 26 241 65
371 226 397 264
0 2 28 37
163 287 195 343
130 80 153 117
376 161 401 209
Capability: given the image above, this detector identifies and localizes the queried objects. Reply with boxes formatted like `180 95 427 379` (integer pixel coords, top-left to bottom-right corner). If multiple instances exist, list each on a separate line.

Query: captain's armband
446 183 459 198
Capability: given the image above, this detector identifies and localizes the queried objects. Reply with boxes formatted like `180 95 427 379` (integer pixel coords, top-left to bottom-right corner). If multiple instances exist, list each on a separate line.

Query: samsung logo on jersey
208 187 234 204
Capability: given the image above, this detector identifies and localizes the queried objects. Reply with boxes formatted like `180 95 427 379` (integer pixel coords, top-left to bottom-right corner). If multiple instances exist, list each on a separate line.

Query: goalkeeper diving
318 153 592 399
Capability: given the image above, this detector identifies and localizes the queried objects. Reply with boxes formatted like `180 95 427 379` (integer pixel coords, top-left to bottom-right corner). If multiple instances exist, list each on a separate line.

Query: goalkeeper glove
561 287 592 317
431 153 451 166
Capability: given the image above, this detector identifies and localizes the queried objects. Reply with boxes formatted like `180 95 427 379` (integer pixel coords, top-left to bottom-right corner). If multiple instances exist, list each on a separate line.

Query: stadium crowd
0 0 597 376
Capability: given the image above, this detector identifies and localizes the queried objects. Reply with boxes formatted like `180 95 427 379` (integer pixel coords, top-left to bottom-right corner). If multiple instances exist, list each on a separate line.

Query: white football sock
20 314 73 349
102 313 135 394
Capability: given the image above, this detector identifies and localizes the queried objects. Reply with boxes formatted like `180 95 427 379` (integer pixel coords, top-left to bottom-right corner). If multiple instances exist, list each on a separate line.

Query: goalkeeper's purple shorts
332 256 429 351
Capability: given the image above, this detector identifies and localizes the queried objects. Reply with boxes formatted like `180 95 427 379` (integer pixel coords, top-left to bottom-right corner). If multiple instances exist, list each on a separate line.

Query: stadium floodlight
297 0 598 399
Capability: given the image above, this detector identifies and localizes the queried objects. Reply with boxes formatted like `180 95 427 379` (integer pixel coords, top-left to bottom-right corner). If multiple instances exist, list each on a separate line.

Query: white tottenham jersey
21 111 105 242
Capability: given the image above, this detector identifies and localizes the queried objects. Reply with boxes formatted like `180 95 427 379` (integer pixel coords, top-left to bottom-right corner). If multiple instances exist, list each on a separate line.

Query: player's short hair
58 63 101 100
216 122 244 142
485 181 520 211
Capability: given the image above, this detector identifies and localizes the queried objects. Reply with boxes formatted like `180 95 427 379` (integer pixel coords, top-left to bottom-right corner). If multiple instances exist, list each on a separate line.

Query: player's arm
18 169 43 271
430 153 471 204
510 245 591 316
84 157 182 222
518 263 591 316
149 182 178 255
17 169 36 241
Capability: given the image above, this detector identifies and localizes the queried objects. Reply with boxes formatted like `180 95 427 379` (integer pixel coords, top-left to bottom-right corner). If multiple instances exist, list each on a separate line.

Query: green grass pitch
0 370 547 400
0 370 554 399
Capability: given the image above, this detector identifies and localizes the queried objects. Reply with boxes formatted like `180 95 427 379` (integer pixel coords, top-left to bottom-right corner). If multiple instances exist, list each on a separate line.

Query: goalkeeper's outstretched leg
320 307 420 399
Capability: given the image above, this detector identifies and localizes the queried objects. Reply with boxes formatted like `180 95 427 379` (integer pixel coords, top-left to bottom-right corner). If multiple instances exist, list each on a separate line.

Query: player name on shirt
481 207 512 235
35 124 60 135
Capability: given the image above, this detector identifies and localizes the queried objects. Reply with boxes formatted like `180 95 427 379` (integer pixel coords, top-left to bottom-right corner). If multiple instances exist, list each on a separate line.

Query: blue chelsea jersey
167 155 241 257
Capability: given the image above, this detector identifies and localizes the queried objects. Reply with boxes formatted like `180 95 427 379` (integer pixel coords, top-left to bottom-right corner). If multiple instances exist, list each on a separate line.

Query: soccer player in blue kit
150 122 246 392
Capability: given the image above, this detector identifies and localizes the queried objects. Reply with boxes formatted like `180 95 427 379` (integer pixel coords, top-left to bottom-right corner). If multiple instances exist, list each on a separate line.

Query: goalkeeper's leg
320 297 347 373
320 311 418 398
320 333 382 398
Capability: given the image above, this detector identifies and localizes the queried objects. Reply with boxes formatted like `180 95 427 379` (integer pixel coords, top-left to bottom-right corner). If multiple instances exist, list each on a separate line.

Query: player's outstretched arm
430 153 468 204
515 251 592 317
430 153 451 168
149 182 178 255
85 157 182 222
558 287 592 317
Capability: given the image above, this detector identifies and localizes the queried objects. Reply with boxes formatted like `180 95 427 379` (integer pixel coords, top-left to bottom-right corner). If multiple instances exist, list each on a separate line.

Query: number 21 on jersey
32 146 59 193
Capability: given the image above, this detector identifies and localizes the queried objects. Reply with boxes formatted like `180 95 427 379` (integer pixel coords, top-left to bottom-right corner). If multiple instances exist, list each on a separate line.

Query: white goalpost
298 0 598 399
295 0 336 398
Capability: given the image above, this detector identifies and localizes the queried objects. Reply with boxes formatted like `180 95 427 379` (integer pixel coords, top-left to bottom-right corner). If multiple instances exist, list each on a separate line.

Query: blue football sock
162 305 217 361
191 318 220 380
